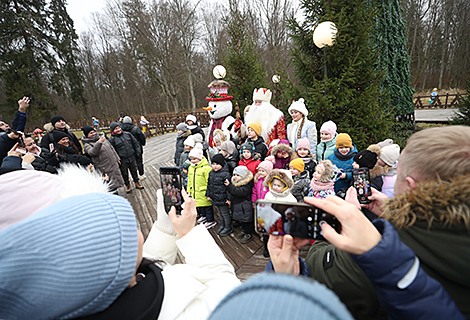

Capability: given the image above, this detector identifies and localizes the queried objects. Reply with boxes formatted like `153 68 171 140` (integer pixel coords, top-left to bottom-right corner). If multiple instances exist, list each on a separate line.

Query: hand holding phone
160 167 183 215
304 196 381 255
353 168 372 204
255 200 341 241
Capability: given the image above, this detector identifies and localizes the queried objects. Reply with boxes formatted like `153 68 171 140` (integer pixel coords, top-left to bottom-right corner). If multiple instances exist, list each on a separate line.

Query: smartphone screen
353 168 372 204
159 166 183 215
255 200 341 240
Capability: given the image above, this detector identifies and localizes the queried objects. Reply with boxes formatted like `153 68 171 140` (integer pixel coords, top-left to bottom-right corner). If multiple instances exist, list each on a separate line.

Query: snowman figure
203 78 235 157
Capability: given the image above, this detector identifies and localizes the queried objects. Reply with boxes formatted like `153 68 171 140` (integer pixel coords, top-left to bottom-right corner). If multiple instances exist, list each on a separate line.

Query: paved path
415 109 459 122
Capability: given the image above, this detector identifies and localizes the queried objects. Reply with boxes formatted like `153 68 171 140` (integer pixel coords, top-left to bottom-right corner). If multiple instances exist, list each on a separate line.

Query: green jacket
305 174 470 319
187 157 212 207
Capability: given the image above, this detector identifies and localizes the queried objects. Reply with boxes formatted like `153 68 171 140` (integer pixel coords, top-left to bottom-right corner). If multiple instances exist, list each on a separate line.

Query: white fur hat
253 88 272 103
288 98 308 117
186 114 197 124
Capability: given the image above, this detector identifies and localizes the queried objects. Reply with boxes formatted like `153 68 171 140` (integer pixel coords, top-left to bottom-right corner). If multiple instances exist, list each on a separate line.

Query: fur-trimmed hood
264 169 294 190
231 169 253 187
44 122 71 132
271 143 294 157
213 129 226 143
382 174 470 229
369 165 384 180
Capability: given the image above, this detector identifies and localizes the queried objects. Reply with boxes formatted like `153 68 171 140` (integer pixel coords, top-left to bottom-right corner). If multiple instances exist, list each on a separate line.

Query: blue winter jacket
327 143 357 192
352 219 465 320
316 133 337 162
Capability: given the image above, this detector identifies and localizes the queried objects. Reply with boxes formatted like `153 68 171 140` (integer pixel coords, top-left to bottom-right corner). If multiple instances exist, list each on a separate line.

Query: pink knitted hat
320 121 337 138
189 143 203 159
257 157 275 174
296 137 311 151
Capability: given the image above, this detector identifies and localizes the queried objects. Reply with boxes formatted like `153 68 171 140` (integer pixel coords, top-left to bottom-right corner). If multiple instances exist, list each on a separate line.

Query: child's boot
220 211 233 237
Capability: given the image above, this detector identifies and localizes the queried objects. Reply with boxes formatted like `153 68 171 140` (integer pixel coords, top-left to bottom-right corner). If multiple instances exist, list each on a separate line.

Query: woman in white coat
286 98 317 159
0 165 240 320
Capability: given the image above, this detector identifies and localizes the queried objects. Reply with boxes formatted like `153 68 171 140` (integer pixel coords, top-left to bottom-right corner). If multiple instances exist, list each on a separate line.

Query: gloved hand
156 189 176 236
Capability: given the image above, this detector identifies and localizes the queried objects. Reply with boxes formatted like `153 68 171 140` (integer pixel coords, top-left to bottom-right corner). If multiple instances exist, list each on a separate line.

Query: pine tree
0 0 86 122
375 0 414 115
451 77 470 125
288 0 393 150
222 1 266 116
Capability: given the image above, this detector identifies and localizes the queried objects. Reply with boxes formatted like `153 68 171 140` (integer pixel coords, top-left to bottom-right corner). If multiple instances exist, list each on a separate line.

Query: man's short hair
399 125 470 182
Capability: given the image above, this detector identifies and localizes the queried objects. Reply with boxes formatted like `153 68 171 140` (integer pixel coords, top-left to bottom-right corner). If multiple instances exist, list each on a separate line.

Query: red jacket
238 158 261 176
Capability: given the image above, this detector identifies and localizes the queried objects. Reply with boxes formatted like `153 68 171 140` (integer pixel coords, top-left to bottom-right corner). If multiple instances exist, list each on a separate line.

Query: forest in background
1 0 469 127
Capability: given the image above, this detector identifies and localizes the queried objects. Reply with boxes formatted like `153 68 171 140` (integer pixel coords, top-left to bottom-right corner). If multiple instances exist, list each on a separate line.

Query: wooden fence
414 93 465 109
60 111 211 136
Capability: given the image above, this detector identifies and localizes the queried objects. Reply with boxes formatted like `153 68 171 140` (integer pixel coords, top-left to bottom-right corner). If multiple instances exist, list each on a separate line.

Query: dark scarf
334 149 355 161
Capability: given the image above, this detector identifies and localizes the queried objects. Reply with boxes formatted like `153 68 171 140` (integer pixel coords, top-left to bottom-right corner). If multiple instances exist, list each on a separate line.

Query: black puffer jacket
120 122 146 147
109 131 141 163
245 136 268 160
205 165 231 206
31 153 58 174
227 170 254 223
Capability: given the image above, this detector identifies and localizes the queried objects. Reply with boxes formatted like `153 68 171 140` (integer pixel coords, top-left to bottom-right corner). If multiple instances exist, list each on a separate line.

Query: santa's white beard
244 102 284 142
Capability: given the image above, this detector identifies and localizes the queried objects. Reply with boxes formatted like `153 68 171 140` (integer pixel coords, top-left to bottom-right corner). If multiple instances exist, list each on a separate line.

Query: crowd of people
0 102 147 194
1 90 469 320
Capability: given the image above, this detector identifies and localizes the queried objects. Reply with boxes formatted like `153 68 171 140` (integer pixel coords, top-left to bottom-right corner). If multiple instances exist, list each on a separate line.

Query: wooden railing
44 111 212 137
414 93 465 109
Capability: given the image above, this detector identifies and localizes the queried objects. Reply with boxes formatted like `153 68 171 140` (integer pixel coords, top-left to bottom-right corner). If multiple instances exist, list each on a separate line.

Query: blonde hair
399 126 470 182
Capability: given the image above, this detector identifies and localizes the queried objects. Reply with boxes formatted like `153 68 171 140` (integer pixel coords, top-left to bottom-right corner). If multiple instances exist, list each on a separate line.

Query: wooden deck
119 129 272 281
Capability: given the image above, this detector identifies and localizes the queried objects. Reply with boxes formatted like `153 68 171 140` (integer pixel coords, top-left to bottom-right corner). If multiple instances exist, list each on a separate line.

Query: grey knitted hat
209 273 353 320
0 190 138 319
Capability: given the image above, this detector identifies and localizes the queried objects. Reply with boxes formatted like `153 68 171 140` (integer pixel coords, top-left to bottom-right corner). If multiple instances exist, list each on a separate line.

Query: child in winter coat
206 154 232 236
251 158 274 258
291 137 317 179
327 133 357 192
180 137 195 188
308 160 337 199
225 166 255 244
186 114 205 141
245 123 268 160
289 158 310 202
238 142 261 175
317 121 338 162
270 139 294 169
376 143 400 198
174 123 191 166
252 159 274 204
187 145 216 229
219 140 239 174
264 169 297 203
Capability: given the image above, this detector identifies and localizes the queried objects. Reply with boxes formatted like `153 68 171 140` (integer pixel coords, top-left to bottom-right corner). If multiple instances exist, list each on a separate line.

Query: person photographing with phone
266 126 470 319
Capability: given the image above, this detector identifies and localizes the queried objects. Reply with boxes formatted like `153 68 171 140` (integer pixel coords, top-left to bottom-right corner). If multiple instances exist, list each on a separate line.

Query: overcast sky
67 0 107 34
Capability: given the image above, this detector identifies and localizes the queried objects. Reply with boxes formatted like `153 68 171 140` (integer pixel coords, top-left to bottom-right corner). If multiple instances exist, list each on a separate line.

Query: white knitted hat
288 98 308 117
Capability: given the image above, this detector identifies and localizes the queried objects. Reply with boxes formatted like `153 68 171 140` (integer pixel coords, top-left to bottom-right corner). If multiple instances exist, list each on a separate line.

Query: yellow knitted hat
289 158 305 172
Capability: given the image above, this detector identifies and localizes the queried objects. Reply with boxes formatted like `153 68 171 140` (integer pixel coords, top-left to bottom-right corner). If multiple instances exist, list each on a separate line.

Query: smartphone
255 200 341 241
159 166 183 215
353 168 372 204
